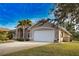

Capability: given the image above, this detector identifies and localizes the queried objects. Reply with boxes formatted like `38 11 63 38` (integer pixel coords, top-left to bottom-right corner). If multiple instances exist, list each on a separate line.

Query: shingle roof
30 20 72 36
58 26 72 35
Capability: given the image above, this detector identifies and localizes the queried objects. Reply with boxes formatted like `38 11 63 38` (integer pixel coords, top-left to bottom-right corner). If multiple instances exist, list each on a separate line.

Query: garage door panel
34 30 55 42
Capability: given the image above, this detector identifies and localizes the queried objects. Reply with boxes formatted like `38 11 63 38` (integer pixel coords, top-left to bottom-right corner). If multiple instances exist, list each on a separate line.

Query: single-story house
14 21 72 43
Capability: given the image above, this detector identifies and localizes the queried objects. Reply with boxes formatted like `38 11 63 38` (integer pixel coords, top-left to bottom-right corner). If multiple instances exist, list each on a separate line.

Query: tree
64 21 75 33
72 32 79 40
50 3 79 40
7 31 13 39
53 3 79 25
0 31 9 41
50 4 79 30
17 19 32 27
17 19 32 41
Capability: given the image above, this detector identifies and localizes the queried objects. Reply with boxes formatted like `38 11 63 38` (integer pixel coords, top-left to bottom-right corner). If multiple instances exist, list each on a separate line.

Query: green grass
4 41 79 56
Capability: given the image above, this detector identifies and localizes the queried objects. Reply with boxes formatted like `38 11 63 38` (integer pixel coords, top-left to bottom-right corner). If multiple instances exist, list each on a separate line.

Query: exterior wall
53 28 59 42
58 30 63 42
63 32 70 42
29 29 34 41
58 29 71 42
15 27 29 40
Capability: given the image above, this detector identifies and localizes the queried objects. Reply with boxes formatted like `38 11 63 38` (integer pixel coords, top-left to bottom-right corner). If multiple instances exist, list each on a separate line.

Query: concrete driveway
0 41 50 55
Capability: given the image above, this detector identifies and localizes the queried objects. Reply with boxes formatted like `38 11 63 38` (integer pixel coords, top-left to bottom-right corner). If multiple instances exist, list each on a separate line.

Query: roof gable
30 21 72 35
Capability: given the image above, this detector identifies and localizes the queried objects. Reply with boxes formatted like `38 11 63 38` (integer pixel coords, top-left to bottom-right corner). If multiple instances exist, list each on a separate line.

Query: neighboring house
15 21 72 43
0 28 10 32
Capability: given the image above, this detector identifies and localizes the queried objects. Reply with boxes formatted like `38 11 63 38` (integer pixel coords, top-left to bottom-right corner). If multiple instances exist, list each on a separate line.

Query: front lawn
4 41 79 56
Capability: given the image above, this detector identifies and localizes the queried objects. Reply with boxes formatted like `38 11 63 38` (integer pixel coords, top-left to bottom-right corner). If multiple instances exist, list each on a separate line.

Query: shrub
16 39 24 41
16 38 30 41
0 31 9 41
71 32 79 41
7 31 13 39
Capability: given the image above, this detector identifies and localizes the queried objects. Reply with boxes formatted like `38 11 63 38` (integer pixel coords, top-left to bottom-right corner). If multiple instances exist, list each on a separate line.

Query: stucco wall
58 29 70 42
59 30 63 42
63 32 70 42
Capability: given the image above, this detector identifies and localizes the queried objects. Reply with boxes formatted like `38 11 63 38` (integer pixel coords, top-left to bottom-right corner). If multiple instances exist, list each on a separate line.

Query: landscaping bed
0 40 14 44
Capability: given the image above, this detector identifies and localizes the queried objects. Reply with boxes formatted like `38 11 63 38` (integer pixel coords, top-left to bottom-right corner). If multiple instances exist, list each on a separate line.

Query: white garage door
34 30 55 42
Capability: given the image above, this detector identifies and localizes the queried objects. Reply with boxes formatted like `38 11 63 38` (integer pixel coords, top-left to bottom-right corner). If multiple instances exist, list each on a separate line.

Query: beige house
15 21 72 43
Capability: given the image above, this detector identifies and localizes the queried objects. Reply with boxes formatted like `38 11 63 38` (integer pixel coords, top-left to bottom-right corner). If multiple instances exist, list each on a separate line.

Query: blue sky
0 3 56 29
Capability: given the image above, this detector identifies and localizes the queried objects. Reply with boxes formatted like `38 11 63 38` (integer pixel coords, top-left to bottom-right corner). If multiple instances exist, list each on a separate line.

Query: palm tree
17 19 32 41
17 19 32 27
